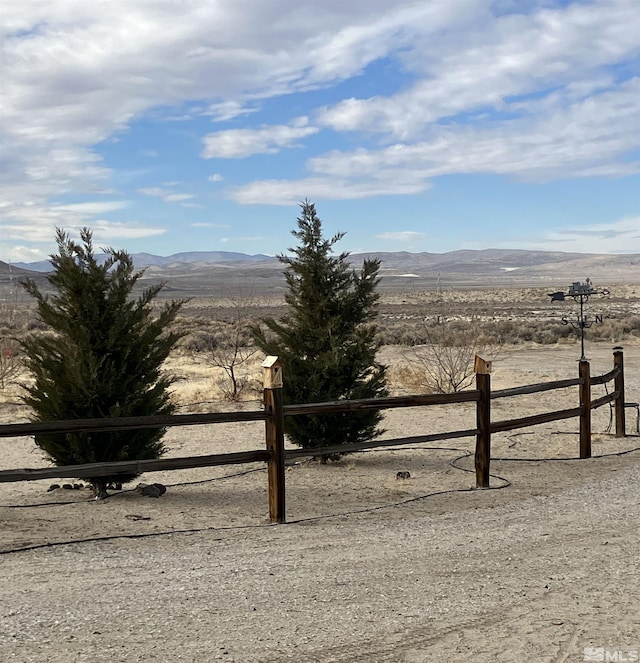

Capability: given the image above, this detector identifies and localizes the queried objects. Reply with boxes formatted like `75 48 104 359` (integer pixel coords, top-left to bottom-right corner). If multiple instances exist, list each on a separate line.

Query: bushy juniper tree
252 201 388 457
20 228 185 498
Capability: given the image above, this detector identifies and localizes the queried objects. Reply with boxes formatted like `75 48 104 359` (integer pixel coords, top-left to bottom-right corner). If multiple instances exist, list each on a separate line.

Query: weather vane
549 278 610 361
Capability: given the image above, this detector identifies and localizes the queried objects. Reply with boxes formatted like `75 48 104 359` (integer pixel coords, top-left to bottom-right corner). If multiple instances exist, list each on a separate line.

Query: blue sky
1 0 639 263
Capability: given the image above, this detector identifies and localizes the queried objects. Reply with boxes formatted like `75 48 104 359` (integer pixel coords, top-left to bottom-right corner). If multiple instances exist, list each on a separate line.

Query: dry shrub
400 315 506 393
0 338 21 391
0 300 26 392
387 362 433 395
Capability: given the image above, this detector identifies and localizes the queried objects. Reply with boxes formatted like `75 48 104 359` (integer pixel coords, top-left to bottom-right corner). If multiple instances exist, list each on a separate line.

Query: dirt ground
1 341 639 662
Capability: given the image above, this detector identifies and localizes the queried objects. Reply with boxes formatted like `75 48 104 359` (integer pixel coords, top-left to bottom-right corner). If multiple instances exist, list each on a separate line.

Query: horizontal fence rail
284 391 479 416
591 366 620 386
284 429 481 460
0 450 271 484
492 377 582 399
491 406 582 434
0 348 631 523
0 409 267 439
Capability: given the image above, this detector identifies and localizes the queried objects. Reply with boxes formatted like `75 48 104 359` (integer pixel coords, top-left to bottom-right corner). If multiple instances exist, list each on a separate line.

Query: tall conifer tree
252 201 388 456
20 228 185 498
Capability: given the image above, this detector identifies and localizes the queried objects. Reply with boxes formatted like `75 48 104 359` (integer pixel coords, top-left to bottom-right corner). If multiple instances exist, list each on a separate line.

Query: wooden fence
0 348 630 523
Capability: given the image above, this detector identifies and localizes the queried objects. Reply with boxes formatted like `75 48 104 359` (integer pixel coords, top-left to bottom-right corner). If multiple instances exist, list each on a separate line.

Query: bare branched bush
403 286 506 393
0 294 26 392
0 338 21 391
407 318 505 393
199 296 258 401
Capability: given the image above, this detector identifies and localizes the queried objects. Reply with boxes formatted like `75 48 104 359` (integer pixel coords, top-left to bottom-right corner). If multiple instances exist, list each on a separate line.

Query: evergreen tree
252 201 388 457
20 228 185 498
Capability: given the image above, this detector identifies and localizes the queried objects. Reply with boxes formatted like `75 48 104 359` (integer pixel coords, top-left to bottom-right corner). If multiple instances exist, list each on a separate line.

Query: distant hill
348 249 640 281
354 249 594 272
13 251 275 272
129 251 273 266
0 261 37 277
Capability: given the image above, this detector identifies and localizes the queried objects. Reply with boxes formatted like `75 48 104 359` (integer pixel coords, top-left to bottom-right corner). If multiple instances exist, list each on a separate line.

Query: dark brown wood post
613 347 625 438
579 359 591 458
474 355 491 489
262 357 286 523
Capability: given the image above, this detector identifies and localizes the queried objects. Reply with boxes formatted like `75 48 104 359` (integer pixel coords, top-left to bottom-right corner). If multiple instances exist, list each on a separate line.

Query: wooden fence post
579 359 591 458
474 355 491 488
262 357 286 523
613 347 625 438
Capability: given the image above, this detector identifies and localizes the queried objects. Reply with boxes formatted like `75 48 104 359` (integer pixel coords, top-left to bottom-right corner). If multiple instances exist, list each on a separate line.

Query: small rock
396 471 411 480
136 482 166 498
47 484 60 492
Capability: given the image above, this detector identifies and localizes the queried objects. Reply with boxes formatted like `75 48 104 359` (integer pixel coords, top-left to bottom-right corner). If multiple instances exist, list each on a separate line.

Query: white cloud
318 0 640 139
375 231 426 242
0 199 140 244
136 187 165 197
87 221 167 241
229 176 431 206
53 201 128 214
220 236 264 243
508 216 640 253
5 245 49 263
202 117 318 159
230 77 640 203
1 220 165 246
137 187 195 204
208 174 224 182
191 222 230 228
163 193 193 202
205 101 258 122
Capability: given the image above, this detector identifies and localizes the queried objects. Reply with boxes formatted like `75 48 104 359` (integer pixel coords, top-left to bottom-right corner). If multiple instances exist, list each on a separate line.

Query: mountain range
8 251 273 273
2 249 639 289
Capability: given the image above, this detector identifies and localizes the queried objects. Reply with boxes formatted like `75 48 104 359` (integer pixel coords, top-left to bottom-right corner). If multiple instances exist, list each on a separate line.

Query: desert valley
0 249 639 662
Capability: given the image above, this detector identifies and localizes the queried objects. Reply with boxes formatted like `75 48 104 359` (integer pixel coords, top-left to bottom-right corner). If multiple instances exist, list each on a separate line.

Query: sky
1 0 639 264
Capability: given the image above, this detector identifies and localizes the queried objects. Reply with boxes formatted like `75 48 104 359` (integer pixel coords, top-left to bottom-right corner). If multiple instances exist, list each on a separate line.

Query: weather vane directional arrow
549 278 610 361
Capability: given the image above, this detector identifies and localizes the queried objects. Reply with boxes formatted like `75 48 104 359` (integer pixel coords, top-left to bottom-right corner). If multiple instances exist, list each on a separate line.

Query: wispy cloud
375 231 426 242
53 201 129 214
229 176 431 205
87 221 167 241
505 216 640 253
163 193 193 202
220 236 264 243
2 220 166 245
205 100 258 122
137 187 196 204
202 117 318 159
137 187 165 197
